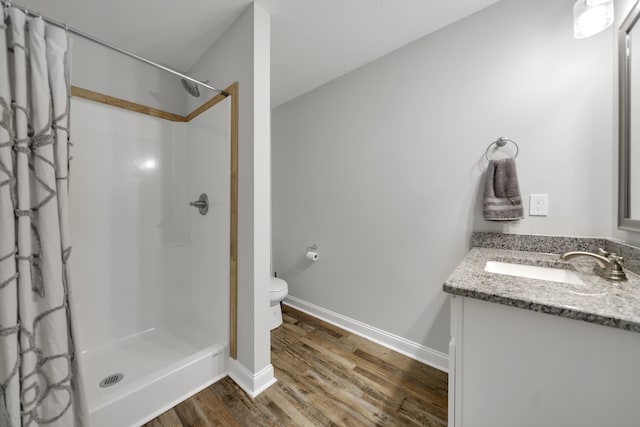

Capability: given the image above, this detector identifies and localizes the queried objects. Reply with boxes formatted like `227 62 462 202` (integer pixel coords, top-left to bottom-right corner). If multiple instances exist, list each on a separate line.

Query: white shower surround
69 97 231 426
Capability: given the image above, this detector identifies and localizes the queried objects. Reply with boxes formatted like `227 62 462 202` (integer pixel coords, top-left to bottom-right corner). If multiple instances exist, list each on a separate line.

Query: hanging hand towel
483 158 524 221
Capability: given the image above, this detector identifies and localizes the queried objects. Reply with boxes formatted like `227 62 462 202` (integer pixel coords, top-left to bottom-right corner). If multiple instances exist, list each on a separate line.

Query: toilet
269 277 288 330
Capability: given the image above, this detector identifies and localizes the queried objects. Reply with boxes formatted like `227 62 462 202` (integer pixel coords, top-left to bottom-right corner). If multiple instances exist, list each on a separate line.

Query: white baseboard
228 359 277 398
284 295 449 373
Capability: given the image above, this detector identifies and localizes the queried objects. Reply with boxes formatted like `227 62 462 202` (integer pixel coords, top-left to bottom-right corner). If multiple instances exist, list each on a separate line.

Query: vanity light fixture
573 0 615 39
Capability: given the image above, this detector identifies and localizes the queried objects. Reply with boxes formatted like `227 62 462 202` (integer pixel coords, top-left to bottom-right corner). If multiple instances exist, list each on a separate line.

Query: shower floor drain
99 373 124 388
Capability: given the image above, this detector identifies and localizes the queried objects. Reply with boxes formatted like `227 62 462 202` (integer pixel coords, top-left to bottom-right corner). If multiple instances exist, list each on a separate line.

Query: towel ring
485 137 519 161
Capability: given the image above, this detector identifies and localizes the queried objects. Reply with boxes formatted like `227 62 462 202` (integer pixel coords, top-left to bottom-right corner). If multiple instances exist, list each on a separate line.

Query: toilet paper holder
306 244 319 261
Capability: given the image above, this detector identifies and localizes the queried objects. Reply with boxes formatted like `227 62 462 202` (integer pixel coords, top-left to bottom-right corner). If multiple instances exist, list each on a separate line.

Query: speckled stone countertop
443 247 640 332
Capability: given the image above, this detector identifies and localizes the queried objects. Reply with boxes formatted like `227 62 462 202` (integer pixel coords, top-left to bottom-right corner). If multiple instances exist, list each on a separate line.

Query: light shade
574 0 615 39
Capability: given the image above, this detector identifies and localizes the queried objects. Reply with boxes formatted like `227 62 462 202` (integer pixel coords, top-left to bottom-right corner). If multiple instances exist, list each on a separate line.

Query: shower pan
68 90 232 426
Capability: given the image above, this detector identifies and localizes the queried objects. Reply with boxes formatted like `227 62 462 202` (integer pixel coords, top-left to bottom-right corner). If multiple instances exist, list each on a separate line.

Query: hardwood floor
145 305 448 426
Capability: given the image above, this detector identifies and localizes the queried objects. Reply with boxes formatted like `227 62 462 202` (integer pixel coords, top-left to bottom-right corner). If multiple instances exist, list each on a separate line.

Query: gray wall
272 0 614 355
71 37 187 116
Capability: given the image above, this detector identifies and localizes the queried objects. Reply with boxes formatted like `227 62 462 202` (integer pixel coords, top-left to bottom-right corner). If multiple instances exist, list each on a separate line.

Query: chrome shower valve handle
189 193 209 215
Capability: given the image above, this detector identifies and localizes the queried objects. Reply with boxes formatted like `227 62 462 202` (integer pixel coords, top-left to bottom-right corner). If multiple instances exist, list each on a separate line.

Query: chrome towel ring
485 137 519 161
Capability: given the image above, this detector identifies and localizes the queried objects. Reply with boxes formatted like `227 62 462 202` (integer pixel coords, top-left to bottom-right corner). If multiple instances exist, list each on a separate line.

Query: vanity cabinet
448 296 640 427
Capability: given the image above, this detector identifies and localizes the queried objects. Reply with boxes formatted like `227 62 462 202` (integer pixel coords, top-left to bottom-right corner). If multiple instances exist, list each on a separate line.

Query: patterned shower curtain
0 6 84 427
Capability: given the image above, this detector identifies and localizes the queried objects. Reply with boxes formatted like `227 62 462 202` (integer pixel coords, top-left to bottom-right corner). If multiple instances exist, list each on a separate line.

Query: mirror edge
618 1 640 232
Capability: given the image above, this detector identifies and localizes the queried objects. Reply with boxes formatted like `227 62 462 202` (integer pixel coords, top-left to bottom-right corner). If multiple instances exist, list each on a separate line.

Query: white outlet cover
529 194 548 216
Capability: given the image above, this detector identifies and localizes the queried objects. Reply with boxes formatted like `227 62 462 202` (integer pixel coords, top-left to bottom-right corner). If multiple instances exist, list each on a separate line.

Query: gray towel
483 158 524 221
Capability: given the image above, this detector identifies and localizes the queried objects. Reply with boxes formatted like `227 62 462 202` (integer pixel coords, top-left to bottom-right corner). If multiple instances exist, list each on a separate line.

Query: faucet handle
597 248 624 264
608 253 624 263
605 253 627 281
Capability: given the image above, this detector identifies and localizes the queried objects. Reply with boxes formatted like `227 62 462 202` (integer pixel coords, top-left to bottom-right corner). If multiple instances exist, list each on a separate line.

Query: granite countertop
443 247 640 332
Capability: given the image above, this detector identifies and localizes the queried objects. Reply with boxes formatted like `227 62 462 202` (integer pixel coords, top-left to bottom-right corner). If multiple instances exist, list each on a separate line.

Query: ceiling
18 0 501 107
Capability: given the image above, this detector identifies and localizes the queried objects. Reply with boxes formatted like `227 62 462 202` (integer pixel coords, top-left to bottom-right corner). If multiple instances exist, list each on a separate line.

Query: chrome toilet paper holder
306 244 319 261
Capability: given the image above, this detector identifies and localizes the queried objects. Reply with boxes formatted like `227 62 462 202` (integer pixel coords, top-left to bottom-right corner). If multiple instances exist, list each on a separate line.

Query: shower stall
1 3 239 425
65 36 235 425
68 89 232 426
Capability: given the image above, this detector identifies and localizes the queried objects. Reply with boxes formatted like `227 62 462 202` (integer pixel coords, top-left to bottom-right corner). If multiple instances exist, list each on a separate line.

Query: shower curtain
0 7 84 426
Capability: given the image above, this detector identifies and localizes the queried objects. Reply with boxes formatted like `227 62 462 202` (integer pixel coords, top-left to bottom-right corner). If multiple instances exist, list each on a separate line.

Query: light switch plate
529 194 548 216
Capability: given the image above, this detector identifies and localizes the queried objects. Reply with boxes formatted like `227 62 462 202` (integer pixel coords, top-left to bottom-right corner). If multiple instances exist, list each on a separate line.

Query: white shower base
80 327 227 427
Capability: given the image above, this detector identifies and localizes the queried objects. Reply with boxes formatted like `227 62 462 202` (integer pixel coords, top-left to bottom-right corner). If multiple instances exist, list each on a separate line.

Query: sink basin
485 261 586 286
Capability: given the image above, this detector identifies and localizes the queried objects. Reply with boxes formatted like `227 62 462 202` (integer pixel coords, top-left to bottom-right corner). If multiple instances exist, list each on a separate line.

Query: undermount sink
485 261 586 286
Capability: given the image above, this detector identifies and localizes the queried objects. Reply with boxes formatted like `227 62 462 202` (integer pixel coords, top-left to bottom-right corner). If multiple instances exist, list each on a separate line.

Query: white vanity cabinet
448 296 640 427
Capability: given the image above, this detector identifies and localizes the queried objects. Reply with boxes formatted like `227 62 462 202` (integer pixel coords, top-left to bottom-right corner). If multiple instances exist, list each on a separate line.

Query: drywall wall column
251 2 272 379
272 0 613 359
188 3 274 395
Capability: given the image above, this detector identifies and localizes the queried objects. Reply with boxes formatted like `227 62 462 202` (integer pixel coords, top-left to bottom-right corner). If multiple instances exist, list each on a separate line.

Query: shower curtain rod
2 0 229 97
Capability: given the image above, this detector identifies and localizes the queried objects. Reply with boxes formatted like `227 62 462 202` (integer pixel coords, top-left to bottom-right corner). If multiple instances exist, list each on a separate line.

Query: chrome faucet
560 248 627 281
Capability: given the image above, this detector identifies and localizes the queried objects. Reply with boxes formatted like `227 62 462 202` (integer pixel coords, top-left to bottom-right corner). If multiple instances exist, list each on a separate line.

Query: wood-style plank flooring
145 305 448 426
